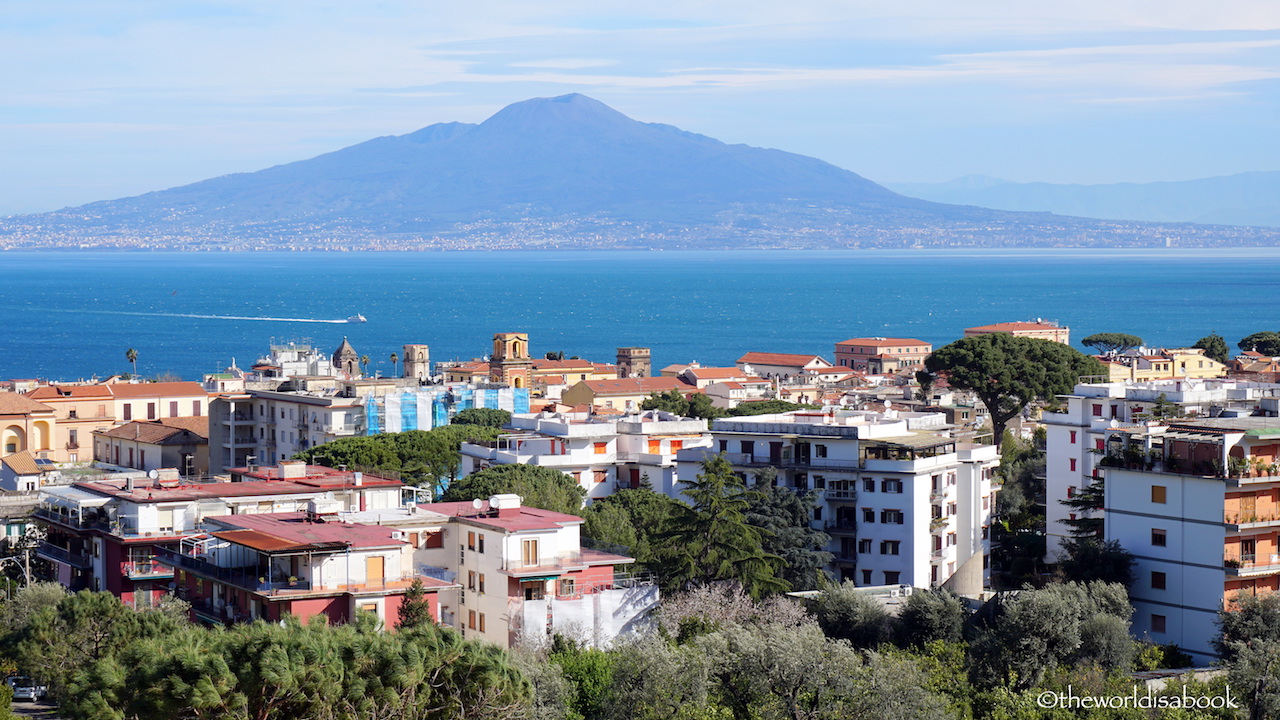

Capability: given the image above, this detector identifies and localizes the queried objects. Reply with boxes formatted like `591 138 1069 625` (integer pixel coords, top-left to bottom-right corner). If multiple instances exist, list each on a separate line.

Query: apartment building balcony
35 541 92 569
499 552 588 577
157 549 314 594
1224 553 1280 577
929 517 949 533
831 551 858 564
227 411 254 423
825 520 858 535
189 597 252 625
122 559 175 580
824 488 857 501
321 423 361 435
1224 512 1280 532
930 549 947 563
930 490 946 502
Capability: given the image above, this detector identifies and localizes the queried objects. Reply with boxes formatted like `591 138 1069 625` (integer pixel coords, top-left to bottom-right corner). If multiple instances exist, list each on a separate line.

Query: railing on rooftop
35 541 92 569
500 553 585 574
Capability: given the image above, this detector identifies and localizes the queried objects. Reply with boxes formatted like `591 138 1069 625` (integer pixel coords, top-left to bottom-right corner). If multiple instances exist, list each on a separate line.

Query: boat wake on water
40 308 352 323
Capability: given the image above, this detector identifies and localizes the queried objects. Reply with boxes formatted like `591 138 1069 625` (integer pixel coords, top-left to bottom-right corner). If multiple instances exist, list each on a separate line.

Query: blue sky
3 1 1278 215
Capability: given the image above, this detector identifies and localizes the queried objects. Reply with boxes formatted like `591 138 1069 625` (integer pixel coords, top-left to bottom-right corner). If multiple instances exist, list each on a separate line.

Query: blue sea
2 249 1278 382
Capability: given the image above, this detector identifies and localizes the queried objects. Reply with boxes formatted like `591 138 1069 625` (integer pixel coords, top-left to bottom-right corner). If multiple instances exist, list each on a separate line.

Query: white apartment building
1042 378 1280 560
675 409 1000 590
208 389 367 472
460 410 711 501
1100 417 1280 664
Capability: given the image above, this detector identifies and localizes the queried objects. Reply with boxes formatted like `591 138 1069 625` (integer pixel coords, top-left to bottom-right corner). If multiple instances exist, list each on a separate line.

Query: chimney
278 460 307 480
125 476 135 492
353 471 363 486
488 493 522 517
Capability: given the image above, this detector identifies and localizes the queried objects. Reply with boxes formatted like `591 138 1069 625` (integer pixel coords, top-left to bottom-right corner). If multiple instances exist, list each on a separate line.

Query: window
1067 485 1076 499
858 539 872 554
468 571 476 590
815 444 828 458
880 509 904 525
147 402 157 420
1151 614 1166 633
467 531 476 551
478 574 486 594
884 571 901 585
478 612 486 633
425 531 444 549
1091 404 1103 417
740 440 754 455
1151 485 1167 504
881 478 903 493
1151 528 1167 547
123 404 132 421
193 401 201 416
718 440 728 453
1069 431 1077 444
1095 439 1105 451
594 442 608 455
879 540 900 555
522 539 539 566
813 507 823 521
861 569 872 585
1151 571 1166 590
863 479 875 492
477 534 485 554
68 408 78 419
468 610 477 630
169 401 178 417
862 508 875 523
1069 458 1077 472
648 439 661 453
811 475 825 489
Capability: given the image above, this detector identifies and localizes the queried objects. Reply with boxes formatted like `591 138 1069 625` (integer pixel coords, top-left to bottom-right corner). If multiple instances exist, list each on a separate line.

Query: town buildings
460 410 712 500
1098 417 1280 664
93 417 210 476
559 376 696 412
834 338 933 374
0 392 56 459
735 352 835 380
1041 377 1280 561
33 461 402 608
675 408 1000 590
964 320 1070 345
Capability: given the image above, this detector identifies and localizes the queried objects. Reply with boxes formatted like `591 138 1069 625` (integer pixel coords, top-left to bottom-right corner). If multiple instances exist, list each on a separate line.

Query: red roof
107 381 209 398
26 385 114 400
836 338 929 348
77 467 399 503
209 512 403 551
0 392 53 415
421 500 584 532
965 321 1063 333
685 367 748 379
736 352 830 367
576 377 695 396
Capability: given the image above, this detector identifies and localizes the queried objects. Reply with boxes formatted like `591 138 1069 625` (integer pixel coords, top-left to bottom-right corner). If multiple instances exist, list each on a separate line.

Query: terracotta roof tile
0 392 53 415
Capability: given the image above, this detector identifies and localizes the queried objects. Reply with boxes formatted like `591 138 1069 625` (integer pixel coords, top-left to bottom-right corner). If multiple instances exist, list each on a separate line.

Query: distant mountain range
3 94 1278 250
887 173 1280 228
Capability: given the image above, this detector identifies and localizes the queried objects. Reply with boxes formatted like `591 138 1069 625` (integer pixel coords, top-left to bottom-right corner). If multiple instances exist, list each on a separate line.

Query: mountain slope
888 172 1280 227
4 94 1279 249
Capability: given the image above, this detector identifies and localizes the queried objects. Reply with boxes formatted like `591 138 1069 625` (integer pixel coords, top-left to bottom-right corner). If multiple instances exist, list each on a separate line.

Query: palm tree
390 351 399 378
125 348 138 379
360 354 370 377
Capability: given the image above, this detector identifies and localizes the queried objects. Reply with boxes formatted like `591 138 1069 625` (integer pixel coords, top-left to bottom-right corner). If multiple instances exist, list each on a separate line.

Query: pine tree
398 577 432 630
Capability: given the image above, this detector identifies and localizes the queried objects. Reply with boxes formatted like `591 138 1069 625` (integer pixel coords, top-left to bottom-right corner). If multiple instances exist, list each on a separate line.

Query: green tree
640 390 724 420
807 581 894 649
969 581 1133 691
544 351 566 361
585 483 686 570
359 354 370 375
125 347 138 378
923 334 1105 443
599 634 718 720
580 500 639 553
398 577 433 630
452 408 512 428
725 400 816 417
653 455 785 598
745 468 832 591
1193 333 1230 364
1057 480 1105 539
550 640 615 720
442 464 586 515
295 435 400 471
1239 331 1280 355
1056 538 1136 588
896 590 968 648
1080 333 1143 356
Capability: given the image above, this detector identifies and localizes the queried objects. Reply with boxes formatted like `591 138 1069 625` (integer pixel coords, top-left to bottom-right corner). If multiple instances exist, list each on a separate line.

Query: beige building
25 384 115 463
1101 349 1228 382
834 338 933 373
560 377 697 412
0 392 56 459
963 320 1070 345
93 417 210 477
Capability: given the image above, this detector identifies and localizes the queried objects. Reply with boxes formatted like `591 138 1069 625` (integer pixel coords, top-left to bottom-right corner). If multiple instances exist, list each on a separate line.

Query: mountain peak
477 93 636 135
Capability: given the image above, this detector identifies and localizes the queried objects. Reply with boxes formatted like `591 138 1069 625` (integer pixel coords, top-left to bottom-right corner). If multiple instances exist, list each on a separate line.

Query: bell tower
616 347 651 378
489 333 532 389
403 344 430 381
332 337 360 377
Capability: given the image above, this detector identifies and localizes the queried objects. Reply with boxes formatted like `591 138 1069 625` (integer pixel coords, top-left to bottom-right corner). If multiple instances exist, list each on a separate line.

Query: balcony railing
35 541 92 569
122 559 175 580
1224 553 1280 576
824 521 858 534
499 553 586 575
156 549 311 595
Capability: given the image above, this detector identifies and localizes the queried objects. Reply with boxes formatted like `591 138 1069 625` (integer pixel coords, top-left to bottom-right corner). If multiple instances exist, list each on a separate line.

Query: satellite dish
472 498 483 510
147 469 159 479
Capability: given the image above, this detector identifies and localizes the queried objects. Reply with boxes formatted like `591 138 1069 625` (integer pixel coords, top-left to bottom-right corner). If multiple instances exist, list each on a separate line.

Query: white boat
346 314 367 323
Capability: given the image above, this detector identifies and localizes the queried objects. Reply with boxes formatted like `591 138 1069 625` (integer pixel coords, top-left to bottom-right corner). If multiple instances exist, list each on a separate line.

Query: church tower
489 332 532 389
403 344 430 381
616 347 651 378
332 337 360 377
